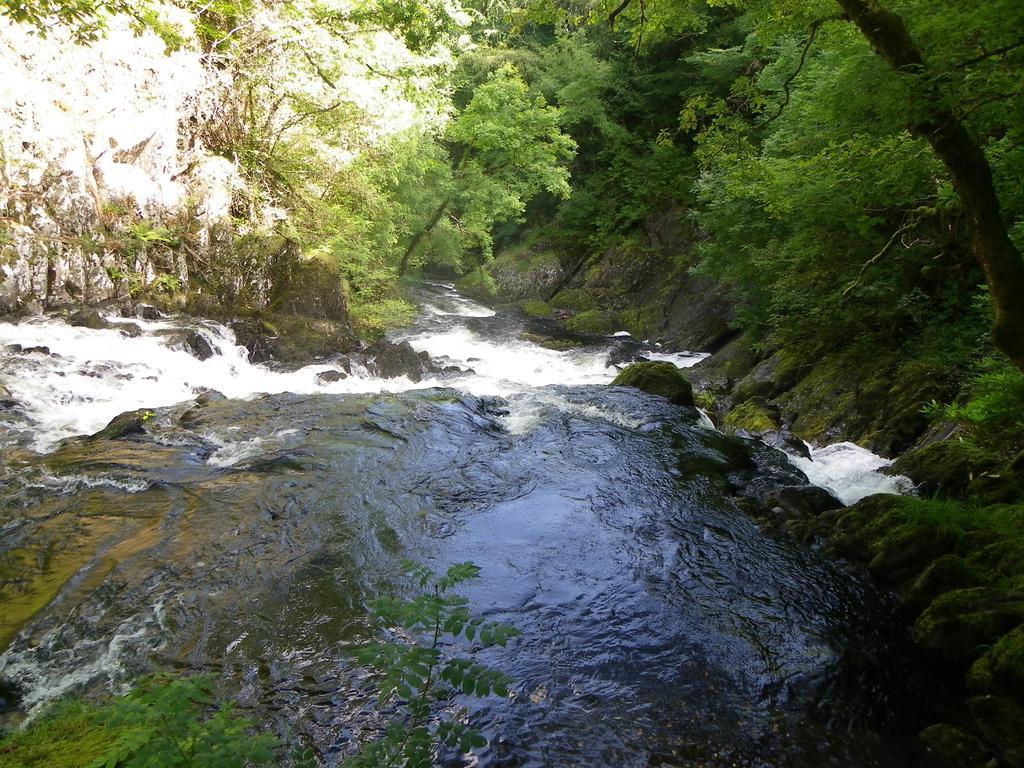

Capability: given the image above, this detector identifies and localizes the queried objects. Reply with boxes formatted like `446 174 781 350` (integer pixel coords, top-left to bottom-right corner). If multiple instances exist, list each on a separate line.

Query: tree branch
954 38 1024 69
607 0 632 27
761 15 847 124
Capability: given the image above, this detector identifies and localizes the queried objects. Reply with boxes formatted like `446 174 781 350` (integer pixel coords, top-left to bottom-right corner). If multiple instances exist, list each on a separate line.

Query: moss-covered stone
565 308 623 336
612 361 694 407
90 408 153 440
918 723 990 768
520 299 554 319
903 555 981 614
455 266 498 300
549 288 597 312
967 695 1024 766
723 398 779 434
866 523 959 582
914 588 1024 669
968 625 1024 701
519 332 584 351
892 439 1001 499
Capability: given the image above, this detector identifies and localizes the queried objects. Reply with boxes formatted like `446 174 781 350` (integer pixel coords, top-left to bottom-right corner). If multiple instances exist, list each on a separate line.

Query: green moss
549 288 597 312
455 267 498 300
968 625 1024 700
566 309 622 336
914 587 1024 668
611 362 694 406
520 300 553 319
723 399 779 434
519 332 584 350
621 300 665 340
892 439 1002 499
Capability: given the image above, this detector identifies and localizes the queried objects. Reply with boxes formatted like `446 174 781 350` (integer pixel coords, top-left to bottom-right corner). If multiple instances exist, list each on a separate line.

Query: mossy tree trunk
836 0 1024 372
398 198 449 277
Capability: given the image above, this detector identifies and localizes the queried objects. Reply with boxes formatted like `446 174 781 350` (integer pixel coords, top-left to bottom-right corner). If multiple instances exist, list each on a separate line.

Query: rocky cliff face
0 13 238 313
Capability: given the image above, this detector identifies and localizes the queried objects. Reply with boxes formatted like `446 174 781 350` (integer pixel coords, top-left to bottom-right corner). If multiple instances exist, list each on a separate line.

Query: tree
398 63 576 274
832 0 1024 371
543 0 1024 372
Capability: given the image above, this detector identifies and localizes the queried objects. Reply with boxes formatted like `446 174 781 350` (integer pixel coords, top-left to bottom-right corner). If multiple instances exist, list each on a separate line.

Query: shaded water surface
0 286 926 766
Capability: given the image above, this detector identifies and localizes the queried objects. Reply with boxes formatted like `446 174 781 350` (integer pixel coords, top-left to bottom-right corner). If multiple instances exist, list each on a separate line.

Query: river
0 283 927 766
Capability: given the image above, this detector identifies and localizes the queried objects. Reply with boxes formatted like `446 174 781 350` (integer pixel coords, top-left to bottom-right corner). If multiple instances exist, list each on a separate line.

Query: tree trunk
398 199 449 276
836 0 1024 371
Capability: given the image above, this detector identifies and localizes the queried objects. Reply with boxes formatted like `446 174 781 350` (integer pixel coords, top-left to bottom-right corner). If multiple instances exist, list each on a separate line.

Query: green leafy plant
0 675 277 768
150 273 181 294
344 560 520 768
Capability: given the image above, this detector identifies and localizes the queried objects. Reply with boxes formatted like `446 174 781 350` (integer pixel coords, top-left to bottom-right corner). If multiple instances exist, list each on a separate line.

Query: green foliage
0 0 136 43
0 675 277 768
344 560 520 768
927 357 1024 459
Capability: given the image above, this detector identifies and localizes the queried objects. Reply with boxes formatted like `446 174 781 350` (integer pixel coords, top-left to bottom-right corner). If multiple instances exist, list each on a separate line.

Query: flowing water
0 284 929 766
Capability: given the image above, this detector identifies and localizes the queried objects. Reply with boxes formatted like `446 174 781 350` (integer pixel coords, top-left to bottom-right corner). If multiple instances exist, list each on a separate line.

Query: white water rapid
0 283 909 502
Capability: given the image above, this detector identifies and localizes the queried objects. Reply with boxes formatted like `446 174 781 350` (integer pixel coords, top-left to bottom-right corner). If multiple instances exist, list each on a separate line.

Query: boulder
162 329 215 361
967 695 1024 767
317 369 348 383
0 383 17 409
90 408 153 440
611 361 694 407
890 439 1000 499
68 308 114 330
230 315 358 368
723 398 779 435
968 625 1024 702
913 588 1024 669
902 555 981 615
918 723 989 768
867 523 959 582
367 339 435 381
767 485 843 518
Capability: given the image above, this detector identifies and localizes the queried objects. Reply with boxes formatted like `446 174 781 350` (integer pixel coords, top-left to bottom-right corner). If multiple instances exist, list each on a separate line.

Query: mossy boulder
967 695 1024 766
723 398 779 435
914 588 1024 669
268 255 349 322
90 409 153 441
866 523 959 582
549 288 597 312
968 625 1024 701
891 439 1001 499
903 555 981 614
612 362 694 407
566 308 623 336
918 723 990 768
520 300 554 319
231 315 358 368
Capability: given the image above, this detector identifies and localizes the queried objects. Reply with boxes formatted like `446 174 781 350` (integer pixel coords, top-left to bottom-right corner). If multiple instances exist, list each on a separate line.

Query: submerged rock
611 361 694 407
